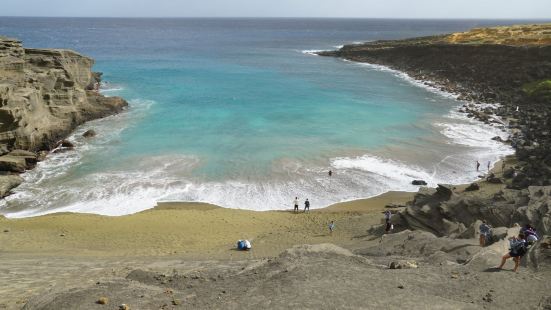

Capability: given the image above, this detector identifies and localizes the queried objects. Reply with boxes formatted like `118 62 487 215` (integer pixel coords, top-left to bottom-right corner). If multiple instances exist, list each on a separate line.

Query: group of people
479 221 539 272
293 197 310 213
476 160 492 172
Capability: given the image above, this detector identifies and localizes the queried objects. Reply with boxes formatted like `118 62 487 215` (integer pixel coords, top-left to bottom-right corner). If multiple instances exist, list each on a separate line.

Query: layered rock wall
0 36 127 197
0 36 127 152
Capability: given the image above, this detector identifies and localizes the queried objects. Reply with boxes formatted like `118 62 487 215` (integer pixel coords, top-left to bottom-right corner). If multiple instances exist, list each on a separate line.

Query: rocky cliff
319 23 551 188
0 36 127 196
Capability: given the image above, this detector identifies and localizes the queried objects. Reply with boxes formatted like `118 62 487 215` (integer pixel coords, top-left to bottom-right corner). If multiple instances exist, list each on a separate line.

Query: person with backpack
479 220 492 246
497 232 527 272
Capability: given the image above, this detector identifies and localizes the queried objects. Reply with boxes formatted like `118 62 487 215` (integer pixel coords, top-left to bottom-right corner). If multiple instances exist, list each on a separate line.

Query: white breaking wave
352 61 459 100
301 49 326 56
99 82 124 93
332 155 435 187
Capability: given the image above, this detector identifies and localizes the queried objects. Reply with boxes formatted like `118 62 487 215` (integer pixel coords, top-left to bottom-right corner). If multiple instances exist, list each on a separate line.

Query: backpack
511 239 527 256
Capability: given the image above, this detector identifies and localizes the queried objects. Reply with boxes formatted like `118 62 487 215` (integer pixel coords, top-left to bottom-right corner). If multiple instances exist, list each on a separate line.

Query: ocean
0 18 526 217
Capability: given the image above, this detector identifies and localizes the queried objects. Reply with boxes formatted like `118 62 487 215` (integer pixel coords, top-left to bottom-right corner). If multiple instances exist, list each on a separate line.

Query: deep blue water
0 18 526 216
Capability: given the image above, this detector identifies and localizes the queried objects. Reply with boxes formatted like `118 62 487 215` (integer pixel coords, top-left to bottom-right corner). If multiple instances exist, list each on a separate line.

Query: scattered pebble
172 299 181 305
96 297 109 305
397 285 404 289
3 229 9 233
119 304 130 310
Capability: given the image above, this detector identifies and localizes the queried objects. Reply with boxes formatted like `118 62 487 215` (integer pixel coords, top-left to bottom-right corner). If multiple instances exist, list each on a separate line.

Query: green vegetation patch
522 79 551 102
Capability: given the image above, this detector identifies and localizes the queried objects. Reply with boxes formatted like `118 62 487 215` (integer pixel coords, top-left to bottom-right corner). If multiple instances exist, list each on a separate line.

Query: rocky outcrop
0 36 127 194
394 183 551 242
0 36 127 152
319 24 551 187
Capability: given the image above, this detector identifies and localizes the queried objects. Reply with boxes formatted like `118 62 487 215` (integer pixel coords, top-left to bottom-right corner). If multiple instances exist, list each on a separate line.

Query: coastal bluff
0 36 127 195
319 23 551 188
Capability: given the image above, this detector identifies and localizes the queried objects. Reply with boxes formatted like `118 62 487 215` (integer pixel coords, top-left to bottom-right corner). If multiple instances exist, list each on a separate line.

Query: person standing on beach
487 161 491 172
476 160 480 172
502 161 506 172
304 198 310 213
328 221 335 235
293 197 299 213
384 210 392 233
328 170 333 177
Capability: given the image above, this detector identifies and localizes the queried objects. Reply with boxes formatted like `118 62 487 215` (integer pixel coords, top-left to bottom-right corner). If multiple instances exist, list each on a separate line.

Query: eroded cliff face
0 36 127 152
0 36 127 197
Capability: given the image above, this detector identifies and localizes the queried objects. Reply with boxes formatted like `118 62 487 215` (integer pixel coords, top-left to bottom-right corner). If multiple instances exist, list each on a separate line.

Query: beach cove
0 18 520 217
0 20 550 309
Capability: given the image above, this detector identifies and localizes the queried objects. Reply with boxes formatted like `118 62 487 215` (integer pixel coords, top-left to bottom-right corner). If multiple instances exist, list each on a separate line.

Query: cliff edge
0 36 127 195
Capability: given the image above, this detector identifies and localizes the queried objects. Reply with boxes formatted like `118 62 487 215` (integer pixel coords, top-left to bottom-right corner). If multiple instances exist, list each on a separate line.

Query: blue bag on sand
237 240 246 250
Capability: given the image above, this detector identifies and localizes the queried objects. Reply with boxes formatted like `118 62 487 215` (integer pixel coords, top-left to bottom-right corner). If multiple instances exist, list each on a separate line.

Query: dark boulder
412 180 427 186
56 140 75 148
503 167 515 179
82 129 97 138
465 183 480 191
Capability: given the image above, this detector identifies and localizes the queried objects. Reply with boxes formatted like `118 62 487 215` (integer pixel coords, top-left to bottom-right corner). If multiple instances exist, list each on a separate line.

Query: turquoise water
0 18 518 216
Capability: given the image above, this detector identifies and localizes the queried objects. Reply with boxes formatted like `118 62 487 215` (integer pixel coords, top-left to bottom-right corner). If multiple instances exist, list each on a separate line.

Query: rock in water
82 129 97 138
0 175 24 198
56 140 75 148
412 180 428 186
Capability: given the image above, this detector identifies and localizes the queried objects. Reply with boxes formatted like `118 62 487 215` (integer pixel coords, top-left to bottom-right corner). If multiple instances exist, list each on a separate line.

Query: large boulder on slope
397 186 517 237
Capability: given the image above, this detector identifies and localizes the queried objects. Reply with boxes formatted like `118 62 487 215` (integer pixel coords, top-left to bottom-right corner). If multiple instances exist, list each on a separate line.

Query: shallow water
0 18 525 217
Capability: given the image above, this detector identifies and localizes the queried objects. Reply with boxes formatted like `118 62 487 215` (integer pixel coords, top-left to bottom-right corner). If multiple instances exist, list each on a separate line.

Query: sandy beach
1 159 525 310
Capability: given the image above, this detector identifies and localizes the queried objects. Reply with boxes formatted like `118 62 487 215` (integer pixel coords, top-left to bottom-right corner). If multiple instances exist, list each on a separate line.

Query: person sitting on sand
497 232 527 272
479 220 492 247
328 221 335 234
293 197 299 213
304 198 310 213
384 210 392 233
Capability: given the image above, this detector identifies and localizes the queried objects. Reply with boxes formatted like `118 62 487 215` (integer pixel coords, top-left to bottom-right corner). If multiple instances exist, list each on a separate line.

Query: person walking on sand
328 221 335 234
476 160 480 172
304 198 310 213
479 220 492 247
497 232 527 272
293 197 299 213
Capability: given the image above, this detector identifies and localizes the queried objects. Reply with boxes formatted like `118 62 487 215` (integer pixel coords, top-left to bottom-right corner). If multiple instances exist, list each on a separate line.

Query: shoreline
1 57 513 219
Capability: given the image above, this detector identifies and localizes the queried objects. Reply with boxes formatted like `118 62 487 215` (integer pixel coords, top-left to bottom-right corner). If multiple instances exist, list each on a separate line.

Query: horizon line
1 16 551 20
